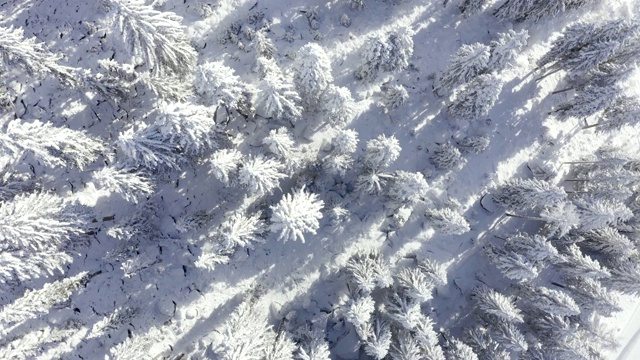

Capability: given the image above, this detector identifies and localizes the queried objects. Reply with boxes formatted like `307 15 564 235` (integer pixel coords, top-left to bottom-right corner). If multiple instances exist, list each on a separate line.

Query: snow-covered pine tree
323 85 357 127
388 171 429 205
356 170 393 195
457 135 490 153
0 272 87 332
0 159 39 202
459 0 487 17
429 142 464 170
581 227 636 256
425 207 470 235
520 285 581 316
0 249 72 286
417 258 448 286
564 276 622 316
343 291 375 328
210 148 243 186
355 28 414 81
350 0 366 10
494 0 598 23
537 19 640 77
194 61 255 118
553 84 621 120
263 127 301 171
363 316 392 360
390 331 423 360
332 129 359 154
253 30 276 59
214 211 266 251
104 0 197 77
539 201 581 237
434 43 490 95
0 26 76 86
489 320 528 352
591 95 640 130
91 166 154 203
473 286 524 323
380 83 409 112
212 298 274 360
265 331 297 360
155 102 221 156
395 267 435 303
448 73 503 120
256 73 303 121
296 328 331 360
239 155 287 194
573 196 633 231
488 29 529 71
485 243 540 282
0 118 104 169
385 292 422 330
606 257 640 295
345 251 394 292
505 232 559 262
363 134 401 170
269 187 324 243
116 123 183 172
466 326 510 360
293 43 333 112
446 338 479 360
492 178 566 212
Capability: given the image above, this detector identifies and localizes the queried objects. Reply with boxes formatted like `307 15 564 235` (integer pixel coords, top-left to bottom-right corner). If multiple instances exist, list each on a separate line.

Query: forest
0 0 640 359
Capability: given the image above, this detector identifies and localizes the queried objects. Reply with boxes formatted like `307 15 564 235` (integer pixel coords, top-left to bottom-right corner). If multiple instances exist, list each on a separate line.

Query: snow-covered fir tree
345 251 394 292
355 28 414 81
459 0 488 17
466 326 510 360
269 187 324 243
425 207 470 235
0 26 75 85
490 320 528 352
363 134 401 170
494 0 598 23
395 267 435 303
385 292 422 329
388 171 429 205
553 84 621 120
253 30 276 59
332 128 359 154
116 123 183 172
539 201 581 237
363 316 392 360
492 178 566 212
448 73 503 120
486 243 540 282
429 142 464 170
210 148 243 186
591 95 640 130
581 226 636 256
0 118 104 169
215 211 266 251
573 196 633 231
153 102 221 157
293 43 334 112
434 43 490 95
255 73 303 121
380 83 409 112
417 258 448 286
473 286 524 323
564 276 622 316
343 291 375 328
457 135 490 153
356 170 393 195
608 257 640 295
506 232 559 262
194 60 255 117
390 330 423 360
488 29 529 71
91 166 154 203
239 155 287 194
104 0 197 77
446 338 479 360
322 85 357 126
555 243 611 279
296 328 331 360
520 285 581 316
262 127 300 170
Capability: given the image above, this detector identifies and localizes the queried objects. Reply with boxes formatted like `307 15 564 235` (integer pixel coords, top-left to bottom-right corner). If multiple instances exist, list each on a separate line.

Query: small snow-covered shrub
457 135 490 153
380 84 409 112
425 207 470 235
270 187 324 243
429 143 464 170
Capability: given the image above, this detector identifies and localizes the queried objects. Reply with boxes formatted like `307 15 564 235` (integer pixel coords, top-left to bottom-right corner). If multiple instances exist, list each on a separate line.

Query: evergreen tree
520 285 581 316
395 267 435 303
239 155 287 195
466 326 510 360
591 95 640 130
0 26 76 86
581 227 635 256
505 233 559 262
214 211 266 251
492 178 566 212
356 170 393 195
363 134 401 170
485 244 540 282
425 207 470 235
417 258 448 286
293 43 333 112
385 292 422 330
296 329 331 360
355 28 414 81
116 123 183 171
345 251 393 293
380 83 409 112
263 127 301 170
270 187 324 243
323 85 357 126
457 135 490 154
253 30 276 59
153 102 221 157
194 61 255 117
343 291 375 328
363 316 392 360
459 0 488 18
573 196 633 231
490 321 528 352
539 201 581 237
210 149 243 186
429 143 464 170
488 29 529 71
104 0 197 77
91 166 154 203
265 332 297 360
0 118 105 169
494 0 598 23
389 171 429 205
608 257 640 295
448 73 503 120
256 73 303 121
434 43 490 95
553 84 621 120
446 338 479 360
350 0 366 10
332 129 359 154
323 153 354 176
473 286 524 323
564 276 622 316
390 331 423 360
